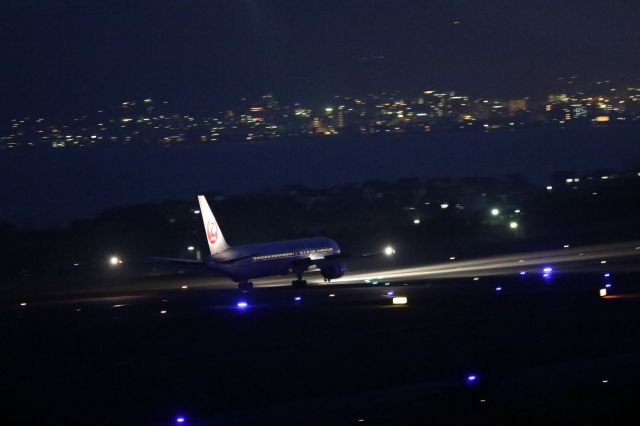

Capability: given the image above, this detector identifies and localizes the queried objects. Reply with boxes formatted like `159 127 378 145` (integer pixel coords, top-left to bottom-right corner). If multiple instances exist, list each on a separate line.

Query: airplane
156 195 395 290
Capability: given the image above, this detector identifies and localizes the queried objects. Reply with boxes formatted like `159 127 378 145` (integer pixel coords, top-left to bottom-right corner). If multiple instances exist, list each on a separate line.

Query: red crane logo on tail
206 218 218 244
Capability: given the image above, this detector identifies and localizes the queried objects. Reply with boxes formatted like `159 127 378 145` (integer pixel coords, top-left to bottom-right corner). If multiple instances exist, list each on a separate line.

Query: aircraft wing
291 246 396 268
146 257 206 265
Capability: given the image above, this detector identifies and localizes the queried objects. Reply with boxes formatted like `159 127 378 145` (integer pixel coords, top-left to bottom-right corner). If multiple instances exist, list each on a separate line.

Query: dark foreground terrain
4 269 640 425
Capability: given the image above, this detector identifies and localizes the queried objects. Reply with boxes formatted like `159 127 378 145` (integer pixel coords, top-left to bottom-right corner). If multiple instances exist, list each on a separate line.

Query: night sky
2 0 640 119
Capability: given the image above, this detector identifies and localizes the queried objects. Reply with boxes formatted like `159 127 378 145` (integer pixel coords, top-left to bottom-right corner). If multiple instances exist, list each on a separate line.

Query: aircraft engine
320 263 347 281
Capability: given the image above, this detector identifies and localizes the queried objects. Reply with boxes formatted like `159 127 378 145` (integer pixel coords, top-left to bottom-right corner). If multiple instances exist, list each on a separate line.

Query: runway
4 241 638 304
5 261 640 425
102 240 640 293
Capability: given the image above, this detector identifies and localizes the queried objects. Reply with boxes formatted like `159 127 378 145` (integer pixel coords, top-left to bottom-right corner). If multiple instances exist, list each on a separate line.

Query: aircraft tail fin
197 195 230 256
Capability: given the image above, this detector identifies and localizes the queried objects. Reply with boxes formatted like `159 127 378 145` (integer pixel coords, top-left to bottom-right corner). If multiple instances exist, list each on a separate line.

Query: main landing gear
238 281 254 291
292 272 307 288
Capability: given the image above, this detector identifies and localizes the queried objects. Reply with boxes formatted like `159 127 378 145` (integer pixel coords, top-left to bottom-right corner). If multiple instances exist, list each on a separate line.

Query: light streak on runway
332 241 640 285
12 241 640 303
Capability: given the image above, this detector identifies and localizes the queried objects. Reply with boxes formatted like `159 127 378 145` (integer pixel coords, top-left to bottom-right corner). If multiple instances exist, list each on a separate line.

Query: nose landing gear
238 281 254 290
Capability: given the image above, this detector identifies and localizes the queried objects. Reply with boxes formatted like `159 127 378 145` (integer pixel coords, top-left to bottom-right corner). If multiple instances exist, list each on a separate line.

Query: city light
440 203 449 209
187 246 195 251
4 84 640 149
509 221 519 229
491 208 500 216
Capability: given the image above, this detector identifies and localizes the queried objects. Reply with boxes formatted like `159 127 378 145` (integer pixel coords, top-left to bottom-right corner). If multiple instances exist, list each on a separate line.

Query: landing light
109 256 121 266
384 246 396 256
509 221 519 229
599 288 607 297
392 296 408 305
491 208 500 216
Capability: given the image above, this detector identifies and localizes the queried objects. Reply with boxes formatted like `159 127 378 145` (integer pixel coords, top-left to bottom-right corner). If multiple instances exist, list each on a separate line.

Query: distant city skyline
2 0 640 121
2 81 639 150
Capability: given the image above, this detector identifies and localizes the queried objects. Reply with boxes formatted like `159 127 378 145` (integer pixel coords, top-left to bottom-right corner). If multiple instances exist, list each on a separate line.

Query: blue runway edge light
466 374 478 384
294 296 302 301
176 416 185 423
236 301 248 309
